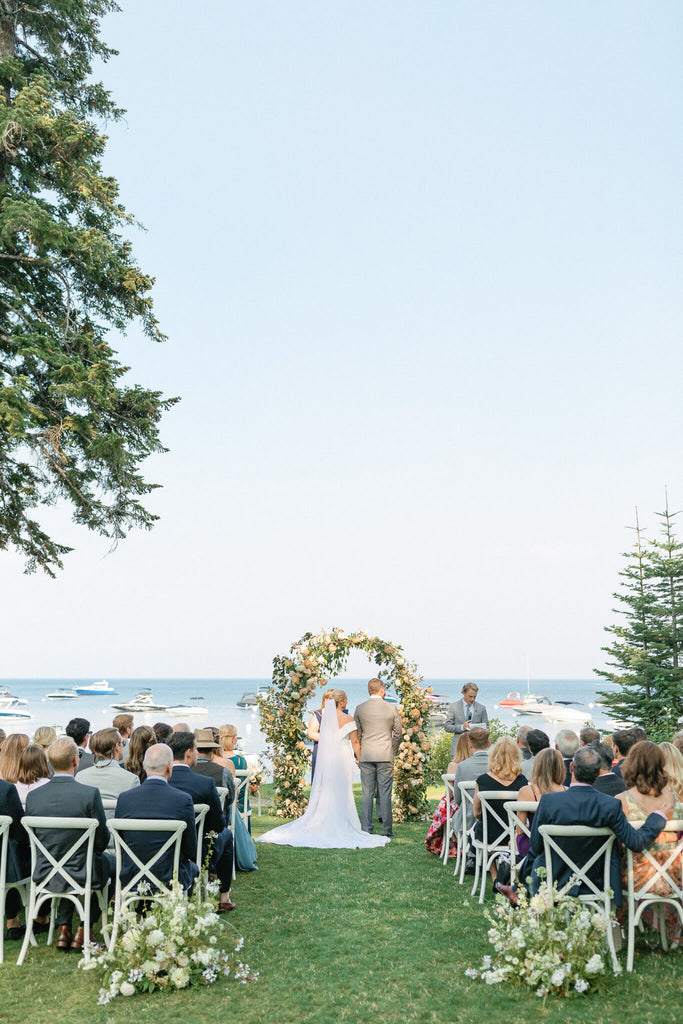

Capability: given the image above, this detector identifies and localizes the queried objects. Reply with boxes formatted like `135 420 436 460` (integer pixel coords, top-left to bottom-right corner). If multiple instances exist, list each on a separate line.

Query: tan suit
354 696 402 836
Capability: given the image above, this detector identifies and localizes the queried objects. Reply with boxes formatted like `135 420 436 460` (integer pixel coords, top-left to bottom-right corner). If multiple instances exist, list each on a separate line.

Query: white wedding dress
257 699 391 849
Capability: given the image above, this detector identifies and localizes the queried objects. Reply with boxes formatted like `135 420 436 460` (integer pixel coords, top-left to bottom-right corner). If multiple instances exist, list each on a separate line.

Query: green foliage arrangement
596 502 683 741
79 877 257 1002
259 627 434 821
467 880 617 998
0 2 176 574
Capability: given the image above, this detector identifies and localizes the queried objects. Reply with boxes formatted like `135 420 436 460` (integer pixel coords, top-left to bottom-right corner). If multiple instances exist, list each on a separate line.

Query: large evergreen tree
0 1 177 575
596 503 683 741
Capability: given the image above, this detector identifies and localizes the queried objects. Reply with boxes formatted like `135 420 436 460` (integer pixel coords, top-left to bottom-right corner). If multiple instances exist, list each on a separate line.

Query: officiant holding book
444 683 489 755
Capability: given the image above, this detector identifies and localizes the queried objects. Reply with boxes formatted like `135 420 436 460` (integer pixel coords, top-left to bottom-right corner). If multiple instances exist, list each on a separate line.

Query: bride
257 691 391 849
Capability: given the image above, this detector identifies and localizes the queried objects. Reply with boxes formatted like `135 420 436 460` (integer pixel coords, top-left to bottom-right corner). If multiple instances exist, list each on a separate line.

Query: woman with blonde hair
472 735 528 881
659 741 683 801
306 689 337 781
0 733 30 782
33 726 57 752
425 732 473 858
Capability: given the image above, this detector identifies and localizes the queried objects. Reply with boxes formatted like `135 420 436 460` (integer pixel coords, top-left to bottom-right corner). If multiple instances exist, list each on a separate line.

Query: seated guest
115 743 199 895
167 732 237 908
65 718 94 772
525 745 668 906
659 742 683 801
673 732 683 755
615 741 683 945
473 736 527 883
76 728 140 817
425 732 473 858
630 727 647 743
14 745 51 808
153 722 173 744
210 726 238 790
612 728 639 779
516 726 533 763
112 714 133 759
33 726 57 755
1 775 30 940
525 728 550 778
580 726 601 747
0 733 29 782
555 729 580 787
26 737 112 950
193 728 233 796
591 742 626 796
451 727 491 836
123 725 156 783
173 721 190 733
515 748 566 860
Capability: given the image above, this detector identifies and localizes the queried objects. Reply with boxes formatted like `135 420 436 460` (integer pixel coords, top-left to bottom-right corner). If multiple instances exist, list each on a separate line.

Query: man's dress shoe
56 925 72 951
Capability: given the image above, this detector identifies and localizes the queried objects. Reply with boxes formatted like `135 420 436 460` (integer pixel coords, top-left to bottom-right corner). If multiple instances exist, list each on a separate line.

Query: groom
354 678 402 837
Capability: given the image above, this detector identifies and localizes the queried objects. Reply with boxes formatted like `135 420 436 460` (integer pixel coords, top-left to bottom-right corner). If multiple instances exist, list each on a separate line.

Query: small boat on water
0 698 33 721
74 680 118 695
514 695 591 723
0 687 28 705
110 690 168 713
236 692 259 709
166 700 209 717
45 688 79 700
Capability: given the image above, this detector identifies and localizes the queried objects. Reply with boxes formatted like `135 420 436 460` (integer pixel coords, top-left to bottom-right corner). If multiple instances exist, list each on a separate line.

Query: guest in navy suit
115 744 199 894
527 746 667 905
591 742 625 797
167 732 235 911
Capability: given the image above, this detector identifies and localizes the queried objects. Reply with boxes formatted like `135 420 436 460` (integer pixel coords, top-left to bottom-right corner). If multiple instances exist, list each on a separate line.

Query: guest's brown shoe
70 925 103 952
217 896 236 913
56 925 72 951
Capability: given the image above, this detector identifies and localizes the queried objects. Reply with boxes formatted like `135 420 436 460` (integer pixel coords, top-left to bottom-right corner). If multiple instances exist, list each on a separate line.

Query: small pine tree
596 503 683 741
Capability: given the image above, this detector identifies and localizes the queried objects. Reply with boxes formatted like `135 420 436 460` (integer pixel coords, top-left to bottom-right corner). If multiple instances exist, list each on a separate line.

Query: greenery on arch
259 627 435 821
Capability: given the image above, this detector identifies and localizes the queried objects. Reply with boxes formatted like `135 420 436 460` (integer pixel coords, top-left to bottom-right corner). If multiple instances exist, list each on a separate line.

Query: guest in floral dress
616 741 683 946
425 733 473 857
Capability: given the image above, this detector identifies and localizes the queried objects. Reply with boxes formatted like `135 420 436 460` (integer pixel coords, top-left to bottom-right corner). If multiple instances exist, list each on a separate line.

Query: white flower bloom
591 913 608 932
464 968 478 978
119 982 135 997
536 986 549 997
147 929 165 946
169 966 190 989
585 954 604 976
574 978 589 993
550 969 566 988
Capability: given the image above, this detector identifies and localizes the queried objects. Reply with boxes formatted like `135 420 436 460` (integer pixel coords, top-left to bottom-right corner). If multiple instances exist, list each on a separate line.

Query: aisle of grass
0 788 680 1023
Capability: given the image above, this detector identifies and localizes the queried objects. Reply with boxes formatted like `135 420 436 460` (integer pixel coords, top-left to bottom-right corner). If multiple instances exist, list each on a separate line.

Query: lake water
0 677 620 779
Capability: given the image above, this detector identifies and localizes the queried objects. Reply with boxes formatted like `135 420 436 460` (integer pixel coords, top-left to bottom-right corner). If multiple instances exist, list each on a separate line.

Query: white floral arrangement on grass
80 877 258 1003
466 880 619 998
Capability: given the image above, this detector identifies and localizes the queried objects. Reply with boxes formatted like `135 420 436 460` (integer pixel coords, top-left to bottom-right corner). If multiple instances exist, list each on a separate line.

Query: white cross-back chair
504 800 538 887
538 824 618 970
0 815 30 964
194 803 210 868
17 816 110 966
455 781 477 882
107 818 187 949
216 786 231 814
439 775 456 866
231 770 254 831
472 791 517 903
625 819 683 972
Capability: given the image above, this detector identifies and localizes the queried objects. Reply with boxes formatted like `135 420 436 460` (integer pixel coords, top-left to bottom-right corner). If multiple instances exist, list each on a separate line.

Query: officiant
444 683 489 756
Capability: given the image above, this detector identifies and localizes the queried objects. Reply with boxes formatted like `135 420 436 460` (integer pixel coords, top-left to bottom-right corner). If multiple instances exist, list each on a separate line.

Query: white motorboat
166 700 209 717
0 698 33 721
74 680 118 695
514 695 591 723
236 691 259 709
110 690 168 713
45 688 79 700
0 687 28 705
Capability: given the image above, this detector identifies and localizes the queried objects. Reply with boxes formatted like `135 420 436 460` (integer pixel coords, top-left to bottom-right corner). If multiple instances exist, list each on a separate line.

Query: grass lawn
1 785 680 1024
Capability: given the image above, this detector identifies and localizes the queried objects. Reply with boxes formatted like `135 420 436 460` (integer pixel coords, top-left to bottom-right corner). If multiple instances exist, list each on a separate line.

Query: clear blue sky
2 1 681 679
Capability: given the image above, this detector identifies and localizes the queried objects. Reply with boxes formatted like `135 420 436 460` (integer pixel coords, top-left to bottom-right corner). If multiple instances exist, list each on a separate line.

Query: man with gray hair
516 725 533 763
115 743 199 894
26 736 112 951
555 728 580 787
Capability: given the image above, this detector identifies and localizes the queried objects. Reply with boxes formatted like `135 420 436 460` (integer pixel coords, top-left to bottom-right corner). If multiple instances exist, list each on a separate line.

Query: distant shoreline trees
0 1 177 575
596 498 683 741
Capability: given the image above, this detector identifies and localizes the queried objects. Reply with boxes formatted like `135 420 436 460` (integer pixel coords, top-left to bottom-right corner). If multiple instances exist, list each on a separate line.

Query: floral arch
259 628 434 820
